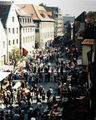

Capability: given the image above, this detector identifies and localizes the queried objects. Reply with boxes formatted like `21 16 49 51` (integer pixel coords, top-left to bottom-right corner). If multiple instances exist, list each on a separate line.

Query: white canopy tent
0 72 11 82
0 72 11 90
0 65 14 72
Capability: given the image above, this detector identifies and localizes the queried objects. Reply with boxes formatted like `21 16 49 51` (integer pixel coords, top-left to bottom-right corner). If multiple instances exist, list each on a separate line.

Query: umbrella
22 69 27 73
31 118 36 120
12 82 21 89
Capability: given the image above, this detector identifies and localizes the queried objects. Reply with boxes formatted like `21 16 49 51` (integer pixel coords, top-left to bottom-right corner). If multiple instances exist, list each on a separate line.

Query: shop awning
0 72 11 82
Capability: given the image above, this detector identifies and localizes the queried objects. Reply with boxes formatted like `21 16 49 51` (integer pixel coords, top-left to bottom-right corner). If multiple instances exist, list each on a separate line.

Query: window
33 36 34 40
30 19 31 23
36 23 39 28
33 28 35 32
26 28 27 32
27 37 28 42
12 17 14 22
28 28 29 32
25 18 27 23
23 37 25 43
30 37 31 42
40 14 45 18
30 28 31 32
9 40 11 45
16 39 18 44
31 36 32 41
32 36 33 41
19 18 22 22
29 36 30 41
28 19 30 23
16 28 18 34
9 28 11 33
23 28 25 33
26 37 27 42
23 18 25 23
3 41 5 48
12 28 15 34
13 40 15 45
28 37 30 42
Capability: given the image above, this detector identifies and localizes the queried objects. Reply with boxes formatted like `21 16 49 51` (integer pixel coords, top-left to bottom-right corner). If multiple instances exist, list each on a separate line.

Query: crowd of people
0 39 88 120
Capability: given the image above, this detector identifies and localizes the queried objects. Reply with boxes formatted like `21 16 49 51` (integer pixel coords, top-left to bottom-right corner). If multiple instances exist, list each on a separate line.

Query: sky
2 0 96 17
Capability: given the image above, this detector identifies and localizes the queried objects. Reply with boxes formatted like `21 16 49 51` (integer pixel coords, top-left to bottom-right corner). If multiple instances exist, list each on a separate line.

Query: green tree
9 47 22 67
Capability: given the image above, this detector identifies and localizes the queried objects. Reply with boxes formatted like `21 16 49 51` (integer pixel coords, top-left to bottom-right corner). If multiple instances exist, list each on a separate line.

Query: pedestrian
36 94 41 103
47 89 51 101
39 85 43 96
21 80 25 88
17 91 21 106
7 90 11 105
30 86 33 102
4 96 9 108
49 87 53 97
42 92 45 101
53 94 56 103
47 72 50 82
42 88 45 101
27 92 31 106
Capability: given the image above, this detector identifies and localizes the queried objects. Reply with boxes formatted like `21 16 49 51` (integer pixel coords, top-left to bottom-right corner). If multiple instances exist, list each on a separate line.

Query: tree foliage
9 47 22 66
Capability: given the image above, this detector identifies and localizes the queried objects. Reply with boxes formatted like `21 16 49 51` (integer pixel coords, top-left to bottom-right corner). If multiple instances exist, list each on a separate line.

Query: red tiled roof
39 10 45 14
47 11 52 16
33 5 54 21
16 4 54 22
82 39 94 45
16 4 40 20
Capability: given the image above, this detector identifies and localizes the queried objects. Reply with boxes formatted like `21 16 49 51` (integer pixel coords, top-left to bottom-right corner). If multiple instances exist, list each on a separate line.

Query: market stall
0 72 11 90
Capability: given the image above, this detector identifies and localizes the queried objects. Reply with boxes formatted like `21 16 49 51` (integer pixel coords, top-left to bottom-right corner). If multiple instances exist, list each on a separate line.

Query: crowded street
0 39 90 120
0 1 96 120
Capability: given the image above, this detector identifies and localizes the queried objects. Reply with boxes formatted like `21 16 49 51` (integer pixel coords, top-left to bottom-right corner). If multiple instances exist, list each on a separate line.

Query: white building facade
6 4 20 54
40 21 54 48
16 4 55 49
33 5 54 49
0 20 7 65
0 3 36 61
15 5 36 55
21 26 35 55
